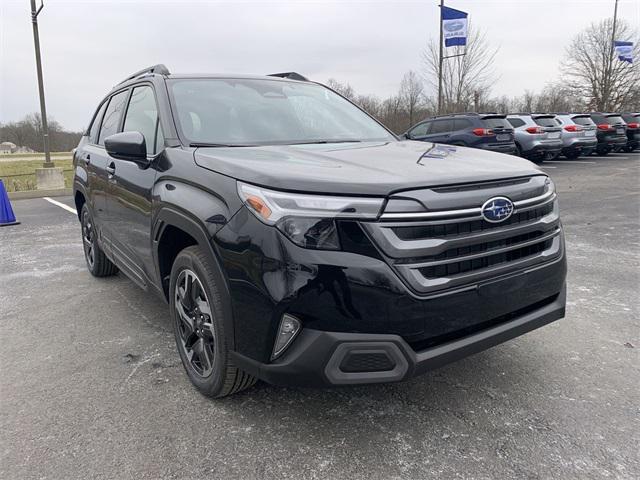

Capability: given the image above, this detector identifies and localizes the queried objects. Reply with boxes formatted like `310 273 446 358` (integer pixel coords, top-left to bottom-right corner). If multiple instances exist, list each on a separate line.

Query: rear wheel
596 146 609 156
515 144 523 157
170 245 256 398
564 151 581 160
81 204 118 277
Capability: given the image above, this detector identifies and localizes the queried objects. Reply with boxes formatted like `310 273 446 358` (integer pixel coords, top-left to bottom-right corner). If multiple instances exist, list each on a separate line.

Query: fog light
271 314 301 360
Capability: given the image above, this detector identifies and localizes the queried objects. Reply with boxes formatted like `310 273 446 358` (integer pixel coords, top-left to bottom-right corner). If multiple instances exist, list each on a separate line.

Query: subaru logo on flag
444 21 465 32
482 197 514 223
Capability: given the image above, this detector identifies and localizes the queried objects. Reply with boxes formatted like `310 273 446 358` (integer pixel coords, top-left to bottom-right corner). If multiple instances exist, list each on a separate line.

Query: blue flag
441 6 468 47
614 41 633 63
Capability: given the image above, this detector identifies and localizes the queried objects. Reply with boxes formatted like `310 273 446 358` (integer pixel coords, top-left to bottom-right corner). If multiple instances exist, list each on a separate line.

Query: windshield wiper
190 142 254 148
288 139 363 145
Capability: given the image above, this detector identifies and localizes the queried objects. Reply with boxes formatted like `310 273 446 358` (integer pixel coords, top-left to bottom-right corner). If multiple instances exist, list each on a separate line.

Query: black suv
621 112 639 152
404 113 516 155
589 112 628 155
73 65 567 397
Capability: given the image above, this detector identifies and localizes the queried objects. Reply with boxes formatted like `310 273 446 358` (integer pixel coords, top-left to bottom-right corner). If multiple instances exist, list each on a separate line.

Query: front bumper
232 284 566 387
216 205 567 387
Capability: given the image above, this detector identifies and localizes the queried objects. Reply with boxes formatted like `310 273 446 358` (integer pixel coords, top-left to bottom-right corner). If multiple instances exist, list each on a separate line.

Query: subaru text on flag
73 66 567 397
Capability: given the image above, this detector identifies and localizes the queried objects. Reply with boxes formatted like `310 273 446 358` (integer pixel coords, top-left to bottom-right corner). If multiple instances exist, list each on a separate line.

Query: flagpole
437 0 444 114
610 0 619 58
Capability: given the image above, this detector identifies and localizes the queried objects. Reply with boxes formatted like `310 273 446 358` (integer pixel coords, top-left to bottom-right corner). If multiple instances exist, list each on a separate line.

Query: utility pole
30 0 53 168
437 0 444 115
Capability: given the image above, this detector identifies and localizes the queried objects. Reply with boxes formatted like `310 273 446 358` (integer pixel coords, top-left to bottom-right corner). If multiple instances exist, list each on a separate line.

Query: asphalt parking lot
1 152 639 480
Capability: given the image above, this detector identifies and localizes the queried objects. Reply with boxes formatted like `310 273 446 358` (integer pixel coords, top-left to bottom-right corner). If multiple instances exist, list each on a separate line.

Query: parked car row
404 111 639 161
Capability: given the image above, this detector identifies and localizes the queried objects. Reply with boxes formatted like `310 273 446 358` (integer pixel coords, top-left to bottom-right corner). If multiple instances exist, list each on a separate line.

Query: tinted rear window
533 116 558 127
622 113 639 123
606 115 625 125
482 117 511 129
508 118 525 128
572 116 596 127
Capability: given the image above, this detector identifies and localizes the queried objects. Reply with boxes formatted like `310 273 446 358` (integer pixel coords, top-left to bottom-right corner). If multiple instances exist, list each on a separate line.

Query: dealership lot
1 153 638 479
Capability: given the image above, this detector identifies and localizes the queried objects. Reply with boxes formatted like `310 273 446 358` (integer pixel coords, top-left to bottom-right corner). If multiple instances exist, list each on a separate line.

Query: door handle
106 162 116 176
83 154 91 165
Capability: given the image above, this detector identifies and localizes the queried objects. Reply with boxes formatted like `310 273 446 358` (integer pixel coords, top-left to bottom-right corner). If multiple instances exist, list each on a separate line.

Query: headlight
545 177 555 194
237 182 384 250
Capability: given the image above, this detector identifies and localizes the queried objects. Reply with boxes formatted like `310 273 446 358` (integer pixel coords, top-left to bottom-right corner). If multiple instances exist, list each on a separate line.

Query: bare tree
398 71 425 128
561 18 639 111
325 78 356 101
423 27 499 114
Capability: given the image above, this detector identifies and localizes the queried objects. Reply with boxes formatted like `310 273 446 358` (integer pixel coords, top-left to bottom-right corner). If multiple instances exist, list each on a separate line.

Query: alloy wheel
82 211 95 269
174 269 215 377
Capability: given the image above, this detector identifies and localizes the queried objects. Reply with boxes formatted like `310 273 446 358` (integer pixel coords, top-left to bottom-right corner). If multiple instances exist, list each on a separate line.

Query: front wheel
170 246 256 398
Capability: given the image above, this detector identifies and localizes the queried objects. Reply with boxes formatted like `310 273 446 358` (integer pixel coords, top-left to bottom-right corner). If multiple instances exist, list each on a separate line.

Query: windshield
168 78 395 146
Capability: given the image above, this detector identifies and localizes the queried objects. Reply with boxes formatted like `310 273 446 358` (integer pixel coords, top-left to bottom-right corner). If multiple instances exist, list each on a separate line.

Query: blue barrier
0 179 20 226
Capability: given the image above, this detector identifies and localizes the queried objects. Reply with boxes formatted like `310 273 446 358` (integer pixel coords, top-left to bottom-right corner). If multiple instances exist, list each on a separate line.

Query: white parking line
545 160 596 164
590 156 629 160
539 166 557 169
43 197 77 215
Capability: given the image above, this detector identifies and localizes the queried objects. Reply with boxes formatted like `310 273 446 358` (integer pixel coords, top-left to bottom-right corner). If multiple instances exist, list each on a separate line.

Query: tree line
0 113 82 153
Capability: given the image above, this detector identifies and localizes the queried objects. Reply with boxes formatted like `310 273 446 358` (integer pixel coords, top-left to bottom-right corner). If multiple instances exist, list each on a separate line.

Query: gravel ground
1 152 638 479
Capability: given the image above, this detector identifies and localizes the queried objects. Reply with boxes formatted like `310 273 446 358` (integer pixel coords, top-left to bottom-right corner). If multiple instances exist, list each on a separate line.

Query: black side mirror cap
105 131 149 165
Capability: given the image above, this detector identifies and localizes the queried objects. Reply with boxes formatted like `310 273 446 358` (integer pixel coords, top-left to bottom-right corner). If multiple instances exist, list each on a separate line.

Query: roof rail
116 64 170 86
268 72 309 82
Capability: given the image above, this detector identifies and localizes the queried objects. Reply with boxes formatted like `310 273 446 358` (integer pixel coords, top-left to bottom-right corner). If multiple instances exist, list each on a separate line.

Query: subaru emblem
482 197 514 223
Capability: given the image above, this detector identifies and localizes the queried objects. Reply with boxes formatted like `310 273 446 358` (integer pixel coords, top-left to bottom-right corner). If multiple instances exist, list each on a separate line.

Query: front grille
418 237 553 279
392 202 553 241
362 176 563 295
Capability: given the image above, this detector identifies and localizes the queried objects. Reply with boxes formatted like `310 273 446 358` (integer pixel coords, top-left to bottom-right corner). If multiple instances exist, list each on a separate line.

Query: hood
194 140 543 196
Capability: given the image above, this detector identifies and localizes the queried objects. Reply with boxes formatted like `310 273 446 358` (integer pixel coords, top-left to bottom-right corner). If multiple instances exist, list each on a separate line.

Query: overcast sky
1 0 638 131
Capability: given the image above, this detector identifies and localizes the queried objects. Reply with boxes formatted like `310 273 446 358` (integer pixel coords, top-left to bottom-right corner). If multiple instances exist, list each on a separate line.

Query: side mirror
403 132 412 140
104 131 148 165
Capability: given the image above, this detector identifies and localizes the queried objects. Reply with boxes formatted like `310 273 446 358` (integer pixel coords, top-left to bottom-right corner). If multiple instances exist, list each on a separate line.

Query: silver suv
554 114 598 159
507 114 563 162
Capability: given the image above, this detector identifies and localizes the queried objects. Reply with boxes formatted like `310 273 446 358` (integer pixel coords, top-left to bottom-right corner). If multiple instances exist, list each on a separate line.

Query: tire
564 151 580 160
515 144 523 157
596 146 609 156
81 204 118 277
170 245 256 398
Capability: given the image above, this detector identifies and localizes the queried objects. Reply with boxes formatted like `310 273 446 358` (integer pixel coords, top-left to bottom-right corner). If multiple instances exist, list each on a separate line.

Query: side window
430 120 453 134
409 122 430 137
123 86 160 155
98 90 129 145
508 118 525 128
88 101 108 144
454 118 472 131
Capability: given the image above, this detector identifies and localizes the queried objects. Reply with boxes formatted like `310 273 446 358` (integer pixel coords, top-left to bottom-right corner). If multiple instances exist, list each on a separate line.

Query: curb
8 188 73 200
